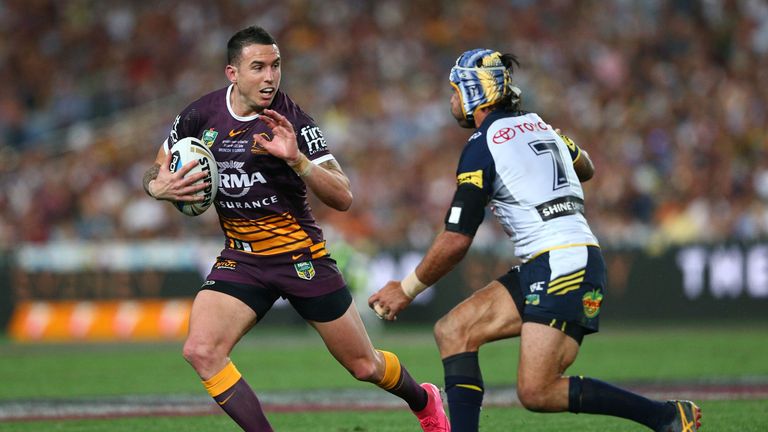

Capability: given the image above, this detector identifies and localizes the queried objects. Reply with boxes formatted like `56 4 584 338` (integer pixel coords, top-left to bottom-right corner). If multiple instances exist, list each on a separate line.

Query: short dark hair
227 26 277 66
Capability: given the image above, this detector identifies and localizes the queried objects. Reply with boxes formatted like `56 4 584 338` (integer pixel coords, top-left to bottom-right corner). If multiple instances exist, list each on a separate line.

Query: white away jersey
455 110 599 261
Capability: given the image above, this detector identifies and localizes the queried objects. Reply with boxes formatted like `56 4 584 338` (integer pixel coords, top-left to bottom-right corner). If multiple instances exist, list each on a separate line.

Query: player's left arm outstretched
255 109 353 211
370 137 491 320
369 230 473 320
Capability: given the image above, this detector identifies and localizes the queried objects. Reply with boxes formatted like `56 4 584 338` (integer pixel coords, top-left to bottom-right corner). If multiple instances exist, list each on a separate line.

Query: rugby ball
168 137 218 216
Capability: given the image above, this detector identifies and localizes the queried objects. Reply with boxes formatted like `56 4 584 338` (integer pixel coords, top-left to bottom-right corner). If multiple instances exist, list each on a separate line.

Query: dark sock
204 362 273 432
443 352 484 432
377 350 428 411
389 365 429 411
213 378 273 432
568 376 675 430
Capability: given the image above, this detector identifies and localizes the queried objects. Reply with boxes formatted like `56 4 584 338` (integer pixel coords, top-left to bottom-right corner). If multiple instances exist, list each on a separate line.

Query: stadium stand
1 0 767 254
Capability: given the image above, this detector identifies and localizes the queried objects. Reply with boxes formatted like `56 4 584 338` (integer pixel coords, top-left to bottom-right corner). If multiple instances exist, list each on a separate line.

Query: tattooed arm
142 145 209 201
143 162 161 197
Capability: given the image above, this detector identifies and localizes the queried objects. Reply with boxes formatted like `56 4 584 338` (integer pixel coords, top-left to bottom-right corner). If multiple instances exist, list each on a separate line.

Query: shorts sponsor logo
202 128 218 147
582 289 603 318
203 280 216 286
214 259 237 270
525 294 540 305
294 261 316 280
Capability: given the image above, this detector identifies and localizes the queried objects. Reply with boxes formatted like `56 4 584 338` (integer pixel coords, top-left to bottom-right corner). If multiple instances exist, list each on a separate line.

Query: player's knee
181 339 204 366
345 356 379 383
516 381 549 412
434 314 470 351
182 339 220 371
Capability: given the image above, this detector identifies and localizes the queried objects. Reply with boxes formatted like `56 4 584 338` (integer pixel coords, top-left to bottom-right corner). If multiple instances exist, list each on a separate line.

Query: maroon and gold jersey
164 85 334 261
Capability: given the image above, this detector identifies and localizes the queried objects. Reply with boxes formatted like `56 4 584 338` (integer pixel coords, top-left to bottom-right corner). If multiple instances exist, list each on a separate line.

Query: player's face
451 90 474 128
230 43 282 112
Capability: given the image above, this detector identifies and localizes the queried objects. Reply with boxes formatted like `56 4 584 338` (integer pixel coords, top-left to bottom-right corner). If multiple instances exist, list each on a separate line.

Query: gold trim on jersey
308 241 328 259
221 213 328 257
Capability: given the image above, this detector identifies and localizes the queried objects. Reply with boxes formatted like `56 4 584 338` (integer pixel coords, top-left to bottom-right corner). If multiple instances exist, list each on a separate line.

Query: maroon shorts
208 249 346 297
203 249 350 322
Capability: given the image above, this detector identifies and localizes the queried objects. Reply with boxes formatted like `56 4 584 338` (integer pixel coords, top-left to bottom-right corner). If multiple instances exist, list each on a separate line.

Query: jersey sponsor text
218 195 278 209
536 196 585 221
300 125 328 155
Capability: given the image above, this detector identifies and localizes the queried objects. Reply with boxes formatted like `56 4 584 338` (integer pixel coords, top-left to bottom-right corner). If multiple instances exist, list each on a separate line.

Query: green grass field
3 401 767 432
2 321 767 431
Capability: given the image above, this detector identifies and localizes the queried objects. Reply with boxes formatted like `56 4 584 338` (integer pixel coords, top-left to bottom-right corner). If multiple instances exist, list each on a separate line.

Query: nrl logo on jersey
217 160 267 198
202 128 218 147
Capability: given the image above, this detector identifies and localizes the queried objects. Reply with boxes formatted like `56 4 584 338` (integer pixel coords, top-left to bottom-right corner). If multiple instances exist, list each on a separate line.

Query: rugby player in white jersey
369 48 701 432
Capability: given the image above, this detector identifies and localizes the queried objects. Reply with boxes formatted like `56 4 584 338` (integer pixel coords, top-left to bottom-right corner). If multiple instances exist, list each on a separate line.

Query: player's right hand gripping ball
168 137 219 216
373 302 387 319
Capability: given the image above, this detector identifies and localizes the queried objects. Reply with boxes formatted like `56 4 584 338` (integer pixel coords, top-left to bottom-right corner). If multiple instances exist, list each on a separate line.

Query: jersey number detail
529 140 568 190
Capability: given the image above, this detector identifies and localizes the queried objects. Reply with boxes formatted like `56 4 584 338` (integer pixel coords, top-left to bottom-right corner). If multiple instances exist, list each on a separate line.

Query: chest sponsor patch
294 261 316 280
216 160 268 198
535 196 584 221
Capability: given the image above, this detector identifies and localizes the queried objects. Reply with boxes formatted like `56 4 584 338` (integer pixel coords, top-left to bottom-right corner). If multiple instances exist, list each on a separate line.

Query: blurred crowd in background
2 0 768 255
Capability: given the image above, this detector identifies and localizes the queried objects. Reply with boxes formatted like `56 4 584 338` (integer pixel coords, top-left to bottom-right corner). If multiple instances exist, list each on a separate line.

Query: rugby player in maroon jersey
142 26 449 432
